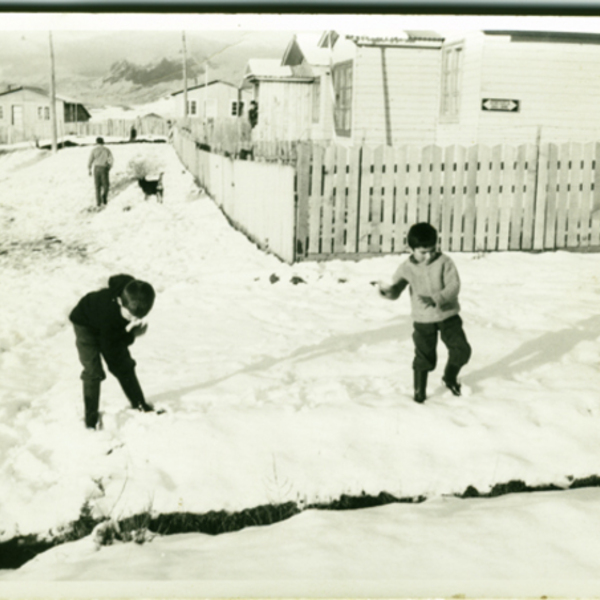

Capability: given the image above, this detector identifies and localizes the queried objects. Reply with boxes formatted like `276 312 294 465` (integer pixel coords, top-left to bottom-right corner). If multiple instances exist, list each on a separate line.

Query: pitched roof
245 59 292 78
317 29 443 50
0 85 90 116
346 30 444 47
171 79 238 96
282 33 332 67
483 30 600 44
0 85 47 98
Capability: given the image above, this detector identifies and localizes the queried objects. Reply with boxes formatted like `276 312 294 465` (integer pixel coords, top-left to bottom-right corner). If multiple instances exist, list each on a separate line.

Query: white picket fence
173 126 600 263
173 127 296 263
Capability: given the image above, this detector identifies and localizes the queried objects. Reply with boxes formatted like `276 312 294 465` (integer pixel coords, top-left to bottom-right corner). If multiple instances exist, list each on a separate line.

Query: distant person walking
88 137 113 208
248 100 259 129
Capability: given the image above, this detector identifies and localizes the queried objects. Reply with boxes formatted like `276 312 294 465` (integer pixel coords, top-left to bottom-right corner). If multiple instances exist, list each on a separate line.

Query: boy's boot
117 371 154 412
413 370 428 404
443 363 462 396
83 380 101 429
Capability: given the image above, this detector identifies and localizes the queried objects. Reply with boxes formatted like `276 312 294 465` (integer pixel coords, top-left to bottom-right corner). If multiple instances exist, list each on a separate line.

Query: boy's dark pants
94 166 110 206
412 315 471 375
74 324 105 428
74 324 145 428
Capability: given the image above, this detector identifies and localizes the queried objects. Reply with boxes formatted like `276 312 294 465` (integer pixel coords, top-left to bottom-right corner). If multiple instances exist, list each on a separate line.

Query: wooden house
435 30 600 146
319 30 444 146
280 33 335 142
241 59 316 143
251 30 444 146
171 80 250 122
0 85 90 144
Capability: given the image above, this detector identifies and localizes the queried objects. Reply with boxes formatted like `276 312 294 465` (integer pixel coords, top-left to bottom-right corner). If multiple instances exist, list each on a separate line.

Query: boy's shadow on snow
150 317 412 403
465 313 600 393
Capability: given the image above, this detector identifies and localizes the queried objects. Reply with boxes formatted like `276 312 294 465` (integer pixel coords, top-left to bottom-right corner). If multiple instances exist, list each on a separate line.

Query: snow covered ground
0 141 600 597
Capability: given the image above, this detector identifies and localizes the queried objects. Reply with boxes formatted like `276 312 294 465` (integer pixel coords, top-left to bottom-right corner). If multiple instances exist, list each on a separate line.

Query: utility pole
48 31 58 153
182 31 188 118
204 60 209 124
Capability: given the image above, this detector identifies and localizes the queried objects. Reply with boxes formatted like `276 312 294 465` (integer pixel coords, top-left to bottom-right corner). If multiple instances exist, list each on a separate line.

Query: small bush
127 154 165 180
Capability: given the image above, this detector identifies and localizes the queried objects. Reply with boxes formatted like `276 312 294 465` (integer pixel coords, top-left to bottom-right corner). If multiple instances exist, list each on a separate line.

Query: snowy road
1 141 600 593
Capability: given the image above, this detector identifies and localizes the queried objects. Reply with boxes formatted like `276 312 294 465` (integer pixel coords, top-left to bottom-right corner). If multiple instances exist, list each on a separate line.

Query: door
11 105 23 127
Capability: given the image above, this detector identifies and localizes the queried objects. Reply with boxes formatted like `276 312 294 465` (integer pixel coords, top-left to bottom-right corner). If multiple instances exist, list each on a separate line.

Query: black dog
138 173 164 203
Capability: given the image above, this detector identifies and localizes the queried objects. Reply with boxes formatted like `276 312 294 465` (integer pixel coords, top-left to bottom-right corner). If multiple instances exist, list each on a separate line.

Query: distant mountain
103 58 198 87
96 33 289 109
0 29 293 112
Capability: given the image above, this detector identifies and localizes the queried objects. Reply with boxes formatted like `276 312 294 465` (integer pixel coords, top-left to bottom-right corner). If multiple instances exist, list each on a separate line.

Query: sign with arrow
482 98 520 112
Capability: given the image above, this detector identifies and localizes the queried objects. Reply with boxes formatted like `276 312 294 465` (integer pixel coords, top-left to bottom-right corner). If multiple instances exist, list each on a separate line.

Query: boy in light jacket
379 223 471 403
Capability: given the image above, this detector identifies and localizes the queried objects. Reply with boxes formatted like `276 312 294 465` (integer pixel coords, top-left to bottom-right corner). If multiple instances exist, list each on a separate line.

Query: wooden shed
171 80 249 122
435 30 600 146
0 85 90 144
241 59 316 143
281 33 335 142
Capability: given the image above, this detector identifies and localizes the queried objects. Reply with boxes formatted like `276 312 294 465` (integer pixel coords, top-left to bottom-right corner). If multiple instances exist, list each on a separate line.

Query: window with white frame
188 100 197 116
38 106 50 120
38 106 43 119
44 106 50 120
333 61 353 136
440 44 463 120
312 78 321 124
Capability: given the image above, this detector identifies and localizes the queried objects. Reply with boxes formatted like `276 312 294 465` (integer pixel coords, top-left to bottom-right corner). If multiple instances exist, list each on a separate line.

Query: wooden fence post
533 142 549 250
544 144 559 249
463 145 478 251
295 143 311 259
451 145 467 252
519 144 537 250
440 145 455 251
346 146 362 255
591 142 600 246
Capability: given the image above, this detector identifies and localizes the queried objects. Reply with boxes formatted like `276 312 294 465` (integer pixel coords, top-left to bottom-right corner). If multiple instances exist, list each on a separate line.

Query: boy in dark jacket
70 274 156 429
378 223 471 403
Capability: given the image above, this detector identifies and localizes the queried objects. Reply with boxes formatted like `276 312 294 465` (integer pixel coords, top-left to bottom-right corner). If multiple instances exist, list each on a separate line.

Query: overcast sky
3 12 600 33
2 12 600 83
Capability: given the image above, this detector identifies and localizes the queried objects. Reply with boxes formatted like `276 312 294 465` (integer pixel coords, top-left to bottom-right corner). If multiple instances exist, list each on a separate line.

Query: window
188 100 197 116
333 61 353 136
0 106 3 119
230 100 244 117
440 44 463 120
38 106 50 120
38 106 43 119
44 107 50 120
312 78 321 124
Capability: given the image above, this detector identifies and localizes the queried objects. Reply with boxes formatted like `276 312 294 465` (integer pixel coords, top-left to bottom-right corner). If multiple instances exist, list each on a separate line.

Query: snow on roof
347 31 444 47
171 79 237 96
285 33 332 66
317 29 443 49
245 59 293 78
0 85 88 108
0 85 46 98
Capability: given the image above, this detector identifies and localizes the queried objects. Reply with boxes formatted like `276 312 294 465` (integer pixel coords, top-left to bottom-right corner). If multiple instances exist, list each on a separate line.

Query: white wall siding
477 36 600 144
173 84 241 121
254 81 313 142
352 45 441 146
435 32 486 146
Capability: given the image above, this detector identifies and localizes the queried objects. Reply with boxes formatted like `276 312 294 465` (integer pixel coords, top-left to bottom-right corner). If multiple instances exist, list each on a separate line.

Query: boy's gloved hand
419 295 436 307
131 323 148 338
378 280 402 300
